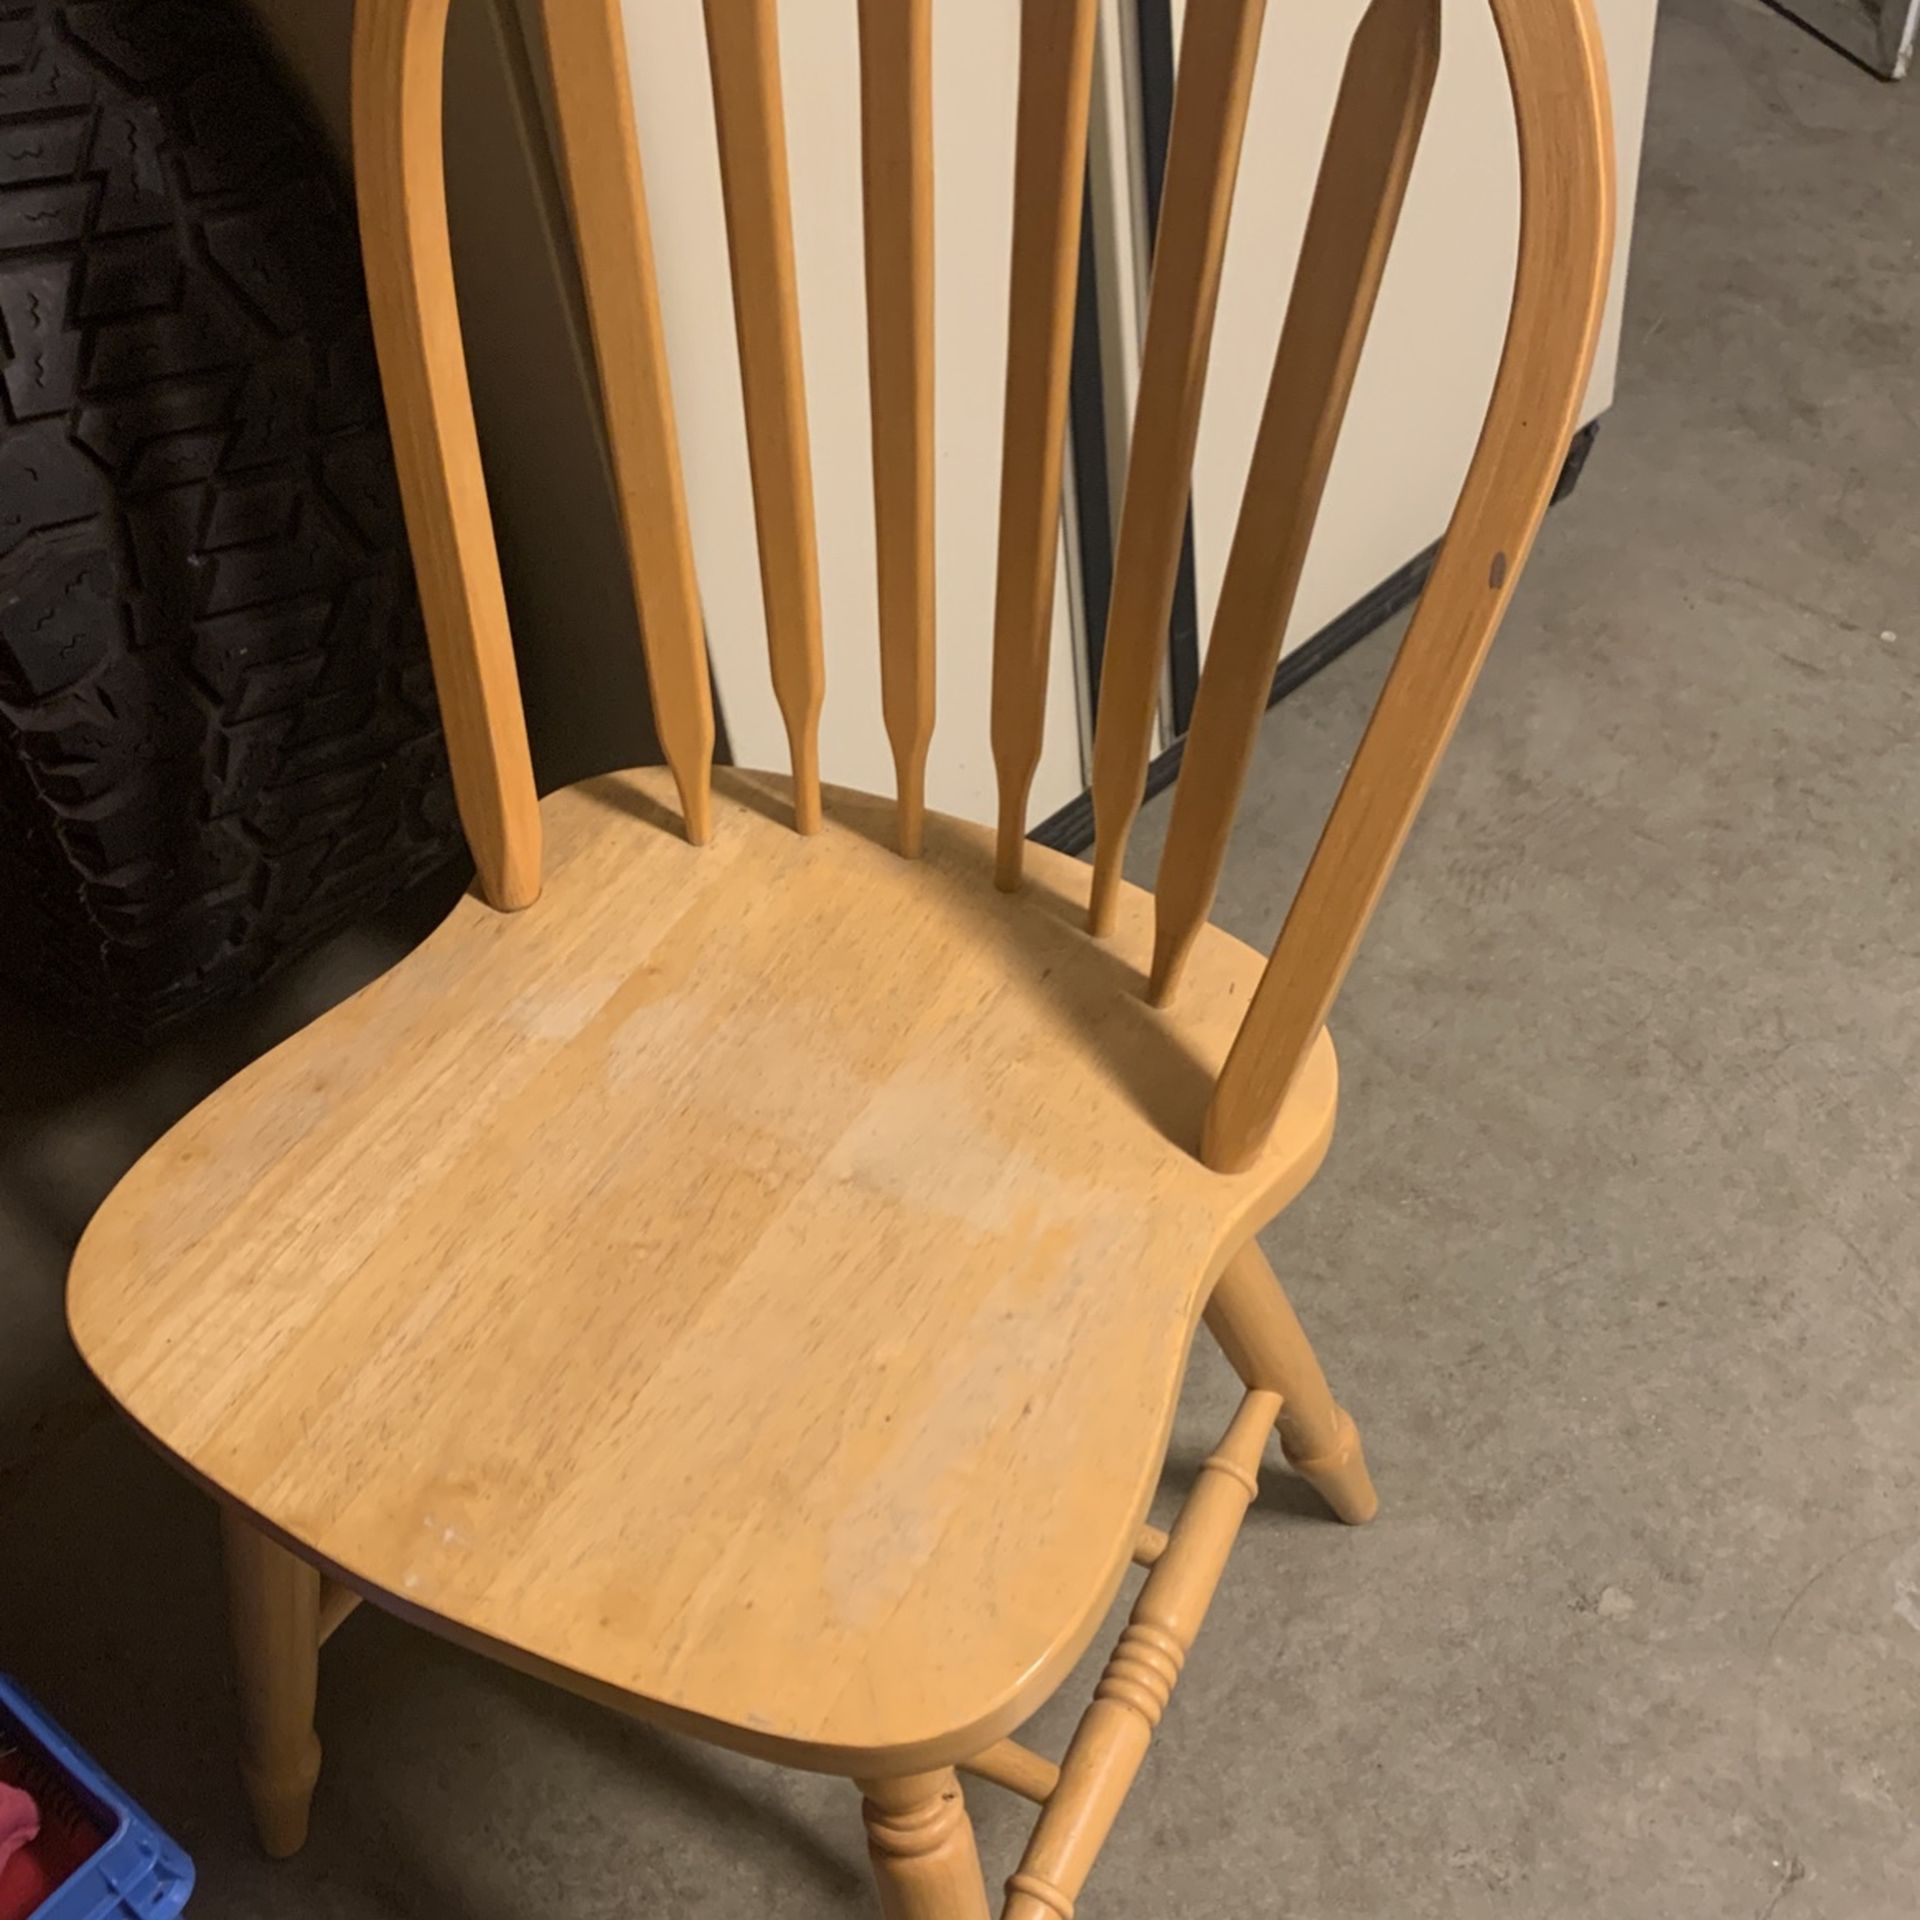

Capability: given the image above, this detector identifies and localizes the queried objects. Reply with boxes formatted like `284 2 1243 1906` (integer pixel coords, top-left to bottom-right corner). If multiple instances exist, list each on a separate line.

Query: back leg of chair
221 1508 323 1857
857 1770 991 1920
1205 1241 1379 1525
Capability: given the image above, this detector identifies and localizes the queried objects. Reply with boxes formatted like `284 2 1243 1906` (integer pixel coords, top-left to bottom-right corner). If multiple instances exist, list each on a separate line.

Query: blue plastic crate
0 1676 192 1920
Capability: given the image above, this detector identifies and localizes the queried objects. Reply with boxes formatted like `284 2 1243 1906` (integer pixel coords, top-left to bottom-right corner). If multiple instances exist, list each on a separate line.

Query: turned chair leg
1204 1239 1379 1525
220 1508 323 1857
858 1770 991 1920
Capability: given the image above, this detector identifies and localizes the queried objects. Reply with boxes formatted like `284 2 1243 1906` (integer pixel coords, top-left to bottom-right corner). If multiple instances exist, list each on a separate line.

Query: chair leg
1203 1240 1379 1525
857 1769 991 1920
220 1508 323 1857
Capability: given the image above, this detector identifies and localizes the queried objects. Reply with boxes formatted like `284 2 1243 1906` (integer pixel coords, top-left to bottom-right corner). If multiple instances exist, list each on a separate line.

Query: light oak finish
71 0 1617 1907
1203 0 1616 1171
351 0 540 909
1205 1241 1378 1525
537 0 715 846
1003 1391 1280 1920
1085 0 1267 938
859 1771 991 1920
73 767 1339 1773
988 0 1098 890
221 1509 322 1859
858 0 936 857
1149 0 1440 1004
704 0 826 834
959 1739 1061 1806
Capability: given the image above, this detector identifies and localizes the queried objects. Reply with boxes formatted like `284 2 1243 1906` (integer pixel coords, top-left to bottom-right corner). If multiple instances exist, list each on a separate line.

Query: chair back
350 0 1614 1171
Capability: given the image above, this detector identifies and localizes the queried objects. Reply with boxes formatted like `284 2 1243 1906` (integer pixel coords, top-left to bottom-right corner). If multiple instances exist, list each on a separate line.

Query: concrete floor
4 0 1917 1913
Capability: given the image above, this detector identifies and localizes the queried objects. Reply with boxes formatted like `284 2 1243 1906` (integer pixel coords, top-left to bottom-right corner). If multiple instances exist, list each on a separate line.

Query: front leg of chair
1204 1239 1379 1524
857 1769 991 1920
220 1507 323 1856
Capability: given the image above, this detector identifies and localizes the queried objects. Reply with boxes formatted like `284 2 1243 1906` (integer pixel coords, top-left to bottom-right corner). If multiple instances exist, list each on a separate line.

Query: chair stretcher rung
960 1738 1060 1805
1131 1523 1170 1568
1002 1390 1280 1920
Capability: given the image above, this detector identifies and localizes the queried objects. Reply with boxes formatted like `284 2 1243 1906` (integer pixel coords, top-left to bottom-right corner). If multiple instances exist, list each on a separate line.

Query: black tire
0 0 458 1034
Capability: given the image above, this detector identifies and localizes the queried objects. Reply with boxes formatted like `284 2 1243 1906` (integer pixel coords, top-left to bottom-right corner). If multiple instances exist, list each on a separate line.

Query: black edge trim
1166 516 1202 731
1136 0 1176 241
1553 418 1602 505
1750 0 1893 79
1134 0 1203 732
1069 159 1117 705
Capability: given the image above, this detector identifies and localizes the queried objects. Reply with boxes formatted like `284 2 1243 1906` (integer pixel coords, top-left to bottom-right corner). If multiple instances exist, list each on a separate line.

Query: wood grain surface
71 766 1336 1774
704 0 827 833
988 0 1098 891
858 0 937 857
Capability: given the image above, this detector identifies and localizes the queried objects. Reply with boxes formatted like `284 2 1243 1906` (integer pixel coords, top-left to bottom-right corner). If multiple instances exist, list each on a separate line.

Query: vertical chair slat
1084 0 1268 936
1149 0 1439 1005
539 0 715 846
988 0 1098 891
353 0 541 909
1203 0 1617 1173
704 0 825 833
857 0 936 857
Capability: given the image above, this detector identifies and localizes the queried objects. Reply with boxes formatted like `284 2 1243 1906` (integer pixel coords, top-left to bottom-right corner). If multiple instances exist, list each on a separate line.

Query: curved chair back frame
350 0 1615 1172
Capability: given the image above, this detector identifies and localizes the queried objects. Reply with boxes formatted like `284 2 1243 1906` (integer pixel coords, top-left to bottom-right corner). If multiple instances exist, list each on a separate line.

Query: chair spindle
1150 0 1440 1005
857 0 936 857
540 0 716 847
1002 1390 1281 1920
352 0 541 909
988 0 1099 891
1203 0 1616 1173
704 0 826 834
959 1738 1060 1805
1085 0 1268 937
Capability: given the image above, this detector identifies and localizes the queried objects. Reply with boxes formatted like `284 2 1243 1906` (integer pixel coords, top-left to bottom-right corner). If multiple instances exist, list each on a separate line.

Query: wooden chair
67 0 1612 1912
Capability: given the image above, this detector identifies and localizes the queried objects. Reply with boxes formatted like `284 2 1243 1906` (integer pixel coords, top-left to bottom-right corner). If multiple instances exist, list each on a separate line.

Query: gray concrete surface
3 0 1916 1913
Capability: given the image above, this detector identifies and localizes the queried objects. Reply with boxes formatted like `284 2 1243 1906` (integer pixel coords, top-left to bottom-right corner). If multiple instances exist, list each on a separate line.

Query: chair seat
68 767 1338 1772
